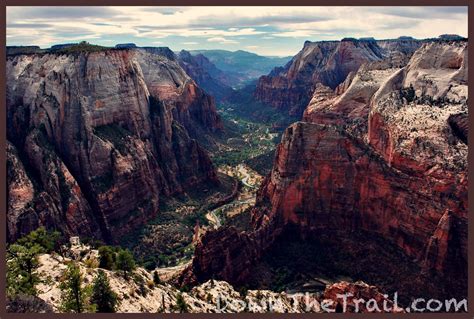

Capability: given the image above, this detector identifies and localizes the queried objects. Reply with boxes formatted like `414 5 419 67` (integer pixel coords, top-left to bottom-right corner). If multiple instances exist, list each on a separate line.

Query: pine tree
59 262 93 313
116 249 135 280
98 246 115 270
16 226 61 253
6 243 43 297
6 227 63 298
91 270 118 313
153 271 161 285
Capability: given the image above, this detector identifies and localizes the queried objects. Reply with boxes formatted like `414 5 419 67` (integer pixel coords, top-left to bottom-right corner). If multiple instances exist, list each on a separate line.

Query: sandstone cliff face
254 38 422 117
187 40 467 292
7 48 222 242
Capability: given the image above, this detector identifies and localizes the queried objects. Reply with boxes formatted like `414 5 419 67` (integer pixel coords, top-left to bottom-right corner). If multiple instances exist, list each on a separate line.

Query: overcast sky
6 6 468 57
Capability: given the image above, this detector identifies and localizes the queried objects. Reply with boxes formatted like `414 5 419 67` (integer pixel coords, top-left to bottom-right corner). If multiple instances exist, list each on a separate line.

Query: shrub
146 280 155 289
153 271 161 285
173 293 188 313
98 246 115 270
16 226 61 253
84 258 99 269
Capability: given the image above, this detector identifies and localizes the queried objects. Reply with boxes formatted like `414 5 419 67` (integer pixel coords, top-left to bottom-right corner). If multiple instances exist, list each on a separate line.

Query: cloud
207 37 238 44
272 30 316 38
371 6 467 19
6 6 468 56
8 6 122 20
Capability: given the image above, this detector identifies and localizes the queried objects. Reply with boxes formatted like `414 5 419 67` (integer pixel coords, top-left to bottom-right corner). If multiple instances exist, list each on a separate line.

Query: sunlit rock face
6 48 222 242
187 40 467 293
254 38 422 117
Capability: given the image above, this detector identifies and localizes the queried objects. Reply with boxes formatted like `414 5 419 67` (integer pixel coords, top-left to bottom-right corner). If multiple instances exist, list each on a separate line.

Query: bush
153 271 161 285
146 280 155 289
98 246 115 270
173 293 188 313
7 243 43 297
84 258 99 269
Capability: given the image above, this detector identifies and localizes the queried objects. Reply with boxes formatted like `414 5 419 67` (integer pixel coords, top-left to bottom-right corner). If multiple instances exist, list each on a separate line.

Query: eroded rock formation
186 40 468 297
6 47 222 242
254 38 423 117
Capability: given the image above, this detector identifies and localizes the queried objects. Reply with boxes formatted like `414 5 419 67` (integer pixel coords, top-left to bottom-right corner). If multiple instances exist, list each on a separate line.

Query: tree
98 246 115 270
174 293 188 313
153 271 161 285
6 243 43 297
91 270 118 313
17 226 61 253
116 249 135 280
59 262 94 313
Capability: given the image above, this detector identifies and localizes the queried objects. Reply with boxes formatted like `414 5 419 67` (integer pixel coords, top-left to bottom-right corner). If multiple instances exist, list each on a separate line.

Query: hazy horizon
7 6 469 57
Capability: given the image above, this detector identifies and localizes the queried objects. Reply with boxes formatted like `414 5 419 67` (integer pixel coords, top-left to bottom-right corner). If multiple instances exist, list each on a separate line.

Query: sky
6 6 468 57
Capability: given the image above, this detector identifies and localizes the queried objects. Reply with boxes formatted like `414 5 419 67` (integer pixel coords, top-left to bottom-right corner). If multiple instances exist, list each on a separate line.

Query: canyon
6 45 222 242
184 38 468 303
6 35 468 313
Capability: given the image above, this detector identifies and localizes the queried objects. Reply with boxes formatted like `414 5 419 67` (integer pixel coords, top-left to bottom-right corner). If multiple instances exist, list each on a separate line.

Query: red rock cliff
186 40 467 289
6 48 222 242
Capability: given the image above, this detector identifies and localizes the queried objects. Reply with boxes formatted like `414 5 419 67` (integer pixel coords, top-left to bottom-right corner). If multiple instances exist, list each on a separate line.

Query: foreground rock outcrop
186 40 468 301
24 239 398 313
6 46 222 242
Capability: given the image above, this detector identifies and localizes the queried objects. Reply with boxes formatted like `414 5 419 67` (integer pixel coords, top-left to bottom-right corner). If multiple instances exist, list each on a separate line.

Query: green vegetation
119 173 236 269
7 244 43 297
153 271 162 285
59 262 95 313
116 249 136 280
173 293 189 313
16 227 61 253
212 109 281 167
91 270 118 313
7 227 63 298
51 41 110 54
97 245 138 280
98 246 116 270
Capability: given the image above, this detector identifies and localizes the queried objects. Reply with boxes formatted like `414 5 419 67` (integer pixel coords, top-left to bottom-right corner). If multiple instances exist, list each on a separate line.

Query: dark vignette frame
0 1 471 318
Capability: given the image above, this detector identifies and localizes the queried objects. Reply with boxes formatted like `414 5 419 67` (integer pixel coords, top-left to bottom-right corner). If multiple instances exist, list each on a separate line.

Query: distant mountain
189 49 292 88
177 50 235 102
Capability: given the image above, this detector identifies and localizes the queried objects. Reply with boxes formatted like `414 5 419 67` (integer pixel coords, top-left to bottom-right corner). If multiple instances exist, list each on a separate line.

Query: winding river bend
206 164 262 229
